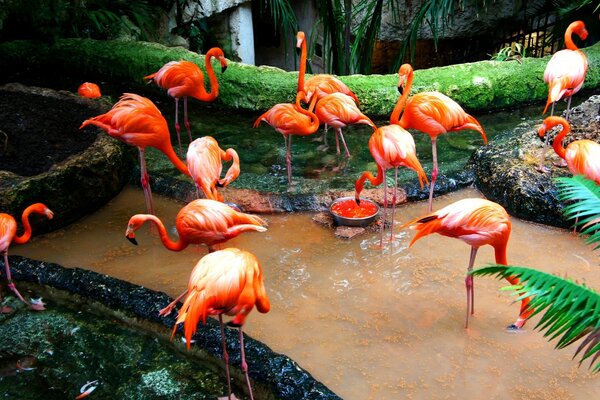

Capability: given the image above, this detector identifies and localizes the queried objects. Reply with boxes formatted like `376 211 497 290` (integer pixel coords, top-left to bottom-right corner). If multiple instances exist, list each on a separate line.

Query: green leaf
555 176 600 249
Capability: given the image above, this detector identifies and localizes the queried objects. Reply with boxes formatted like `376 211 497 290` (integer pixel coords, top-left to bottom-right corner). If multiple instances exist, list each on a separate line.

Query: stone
335 225 366 239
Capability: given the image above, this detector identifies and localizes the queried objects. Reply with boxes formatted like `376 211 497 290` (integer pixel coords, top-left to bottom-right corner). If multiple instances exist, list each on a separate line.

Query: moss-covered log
1 38 600 116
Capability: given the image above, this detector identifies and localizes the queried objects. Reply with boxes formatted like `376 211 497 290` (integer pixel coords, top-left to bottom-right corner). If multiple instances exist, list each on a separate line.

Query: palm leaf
555 175 600 250
472 265 600 372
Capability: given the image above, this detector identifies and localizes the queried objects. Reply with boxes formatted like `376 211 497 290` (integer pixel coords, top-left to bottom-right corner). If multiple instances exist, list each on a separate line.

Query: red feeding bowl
329 197 380 227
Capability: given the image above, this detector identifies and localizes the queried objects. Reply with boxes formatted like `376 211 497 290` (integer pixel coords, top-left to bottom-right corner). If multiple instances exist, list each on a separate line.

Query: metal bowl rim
329 196 380 221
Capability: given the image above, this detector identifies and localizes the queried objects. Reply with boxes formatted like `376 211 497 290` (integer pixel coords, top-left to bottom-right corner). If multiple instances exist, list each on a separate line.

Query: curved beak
46 209 54 219
126 235 138 245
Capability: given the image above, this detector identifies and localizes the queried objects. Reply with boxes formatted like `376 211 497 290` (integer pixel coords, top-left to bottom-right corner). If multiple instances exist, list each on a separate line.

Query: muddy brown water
14 186 600 399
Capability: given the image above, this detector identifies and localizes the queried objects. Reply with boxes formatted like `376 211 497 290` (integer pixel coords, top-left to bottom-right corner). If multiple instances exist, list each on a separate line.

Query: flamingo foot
552 159 568 168
535 165 550 174
158 304 176 317
316 144 329 152
29 298 46 311
1 305 14 314
218 394 239 400
506 317 527 331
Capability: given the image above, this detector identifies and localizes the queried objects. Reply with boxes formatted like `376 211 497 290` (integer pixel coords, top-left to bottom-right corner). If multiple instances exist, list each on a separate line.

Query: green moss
1 38 599 116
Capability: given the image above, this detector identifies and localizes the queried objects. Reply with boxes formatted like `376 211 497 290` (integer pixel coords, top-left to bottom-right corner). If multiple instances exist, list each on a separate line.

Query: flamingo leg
389 167 398 242
138 148 155 215
3 252 43 311
537 103 555 173
380 170 388 248
158 290 188 317
183 96 193 145
465 246 478 328
285 135 293 185
427 138 438 212
174 98 183 154
335 128 340 155
565 95 573 121
238 327 255 400
219 314 233 400
336 127 351 158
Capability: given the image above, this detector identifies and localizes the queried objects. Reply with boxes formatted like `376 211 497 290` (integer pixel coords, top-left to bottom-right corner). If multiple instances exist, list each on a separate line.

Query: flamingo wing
187 137 224 201
146 61 205 98
0 214 17 253
565 140 600 184
544 50 588 103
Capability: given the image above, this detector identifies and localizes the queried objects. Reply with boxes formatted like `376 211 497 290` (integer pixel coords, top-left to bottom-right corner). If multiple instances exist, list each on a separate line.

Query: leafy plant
489 43 527 64
472 175 600 372
472 265 600 372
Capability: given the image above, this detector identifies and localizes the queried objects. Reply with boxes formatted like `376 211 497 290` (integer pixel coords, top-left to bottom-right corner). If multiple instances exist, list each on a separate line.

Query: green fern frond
555 176 600 249
472 265 600 372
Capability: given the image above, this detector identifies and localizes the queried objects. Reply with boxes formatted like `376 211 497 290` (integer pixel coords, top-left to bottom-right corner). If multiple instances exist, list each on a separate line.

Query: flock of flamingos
1 20 599 399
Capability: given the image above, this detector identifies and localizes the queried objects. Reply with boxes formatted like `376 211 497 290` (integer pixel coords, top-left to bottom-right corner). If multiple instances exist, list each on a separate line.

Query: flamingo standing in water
144 48 228 152
538 21 588 172
314 92 376 157
125 198 267 316
187 136 240 202
81 93 190 215
355 79 429 246
77 82 101 98
0 203 53 312
394 64 487 212
253 91 319 184
172 247 270 400
296 31 359 144
403 198 532 329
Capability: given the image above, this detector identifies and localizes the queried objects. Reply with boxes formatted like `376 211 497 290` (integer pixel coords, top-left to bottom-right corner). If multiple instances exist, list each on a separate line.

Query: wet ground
13 186 600 400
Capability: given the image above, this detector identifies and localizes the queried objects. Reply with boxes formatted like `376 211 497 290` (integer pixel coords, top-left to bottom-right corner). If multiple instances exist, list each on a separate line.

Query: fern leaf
555 176 600 249
472 265 600 372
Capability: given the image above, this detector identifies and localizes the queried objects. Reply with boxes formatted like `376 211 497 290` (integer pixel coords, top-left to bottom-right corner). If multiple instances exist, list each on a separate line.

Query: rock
335 226 366 239
312 212 335 228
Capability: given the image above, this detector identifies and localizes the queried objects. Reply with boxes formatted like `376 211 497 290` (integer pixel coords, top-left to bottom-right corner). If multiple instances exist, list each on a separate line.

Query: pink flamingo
172 248 270 400
538 21 588 172
81 93 190 215
314 92 376 157
187 136 240 201
0 203 53 312
394 63 487 212
77 82 101 98
144 48 228 152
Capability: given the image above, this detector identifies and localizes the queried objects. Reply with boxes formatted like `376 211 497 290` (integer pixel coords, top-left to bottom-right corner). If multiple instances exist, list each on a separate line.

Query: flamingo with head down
538 21 588 172
403 198 532 330
0 203 53 312
187 136 240 202
77 82 101 98
80 93 190 215
144 48 228 152
172 247 270 400
394 63 487 212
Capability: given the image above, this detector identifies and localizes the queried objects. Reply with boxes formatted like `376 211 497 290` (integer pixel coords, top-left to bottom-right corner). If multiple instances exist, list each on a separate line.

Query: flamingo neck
294 93 319 133
565 25 580 51
298 36 307 92
197 52 219 101
390 70 412 125
494 244 508 266
355 164 385 197
159 144 191 177
12 209 35 245
551 120 569 160
144 215 188 251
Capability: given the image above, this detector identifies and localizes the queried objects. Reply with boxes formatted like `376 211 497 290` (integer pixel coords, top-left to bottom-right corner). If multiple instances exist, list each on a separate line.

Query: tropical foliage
473 175 600 372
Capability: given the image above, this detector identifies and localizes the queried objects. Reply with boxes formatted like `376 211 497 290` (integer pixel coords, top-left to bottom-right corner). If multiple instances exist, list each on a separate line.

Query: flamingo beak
397 86 403 94
126 235 138 245
46 209 54 219
221 65 227 73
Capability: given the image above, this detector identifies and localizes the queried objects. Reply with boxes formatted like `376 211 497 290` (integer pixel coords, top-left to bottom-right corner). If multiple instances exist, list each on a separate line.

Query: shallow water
14 186 600 399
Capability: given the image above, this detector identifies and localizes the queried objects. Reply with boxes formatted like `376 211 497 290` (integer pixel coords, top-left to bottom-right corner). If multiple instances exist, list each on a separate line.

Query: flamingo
187 136 240 202
0 203 53 312
80 93 190 215
125 198 267 316
144 48 228 152
77 82 101 99
296 31 359 144
402 198 532 329
314 92 376 157
538 21 588 172
354 80 429 246
253 91 320 185
172 248 270 400
394 63 488 212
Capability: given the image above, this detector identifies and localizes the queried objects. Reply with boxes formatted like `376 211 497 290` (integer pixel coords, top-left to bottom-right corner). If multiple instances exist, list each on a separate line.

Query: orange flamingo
253 91 319 184
403 198 532 329
77 82 101 98
314 92 376 157
0 203 53 312
187 136 240 202
296 31 359 144
538 21 588 172
125 199 267 316
81 93 190 215
355 81 428 246
394 63 487 212
144 48 228 152
172 247 270 400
